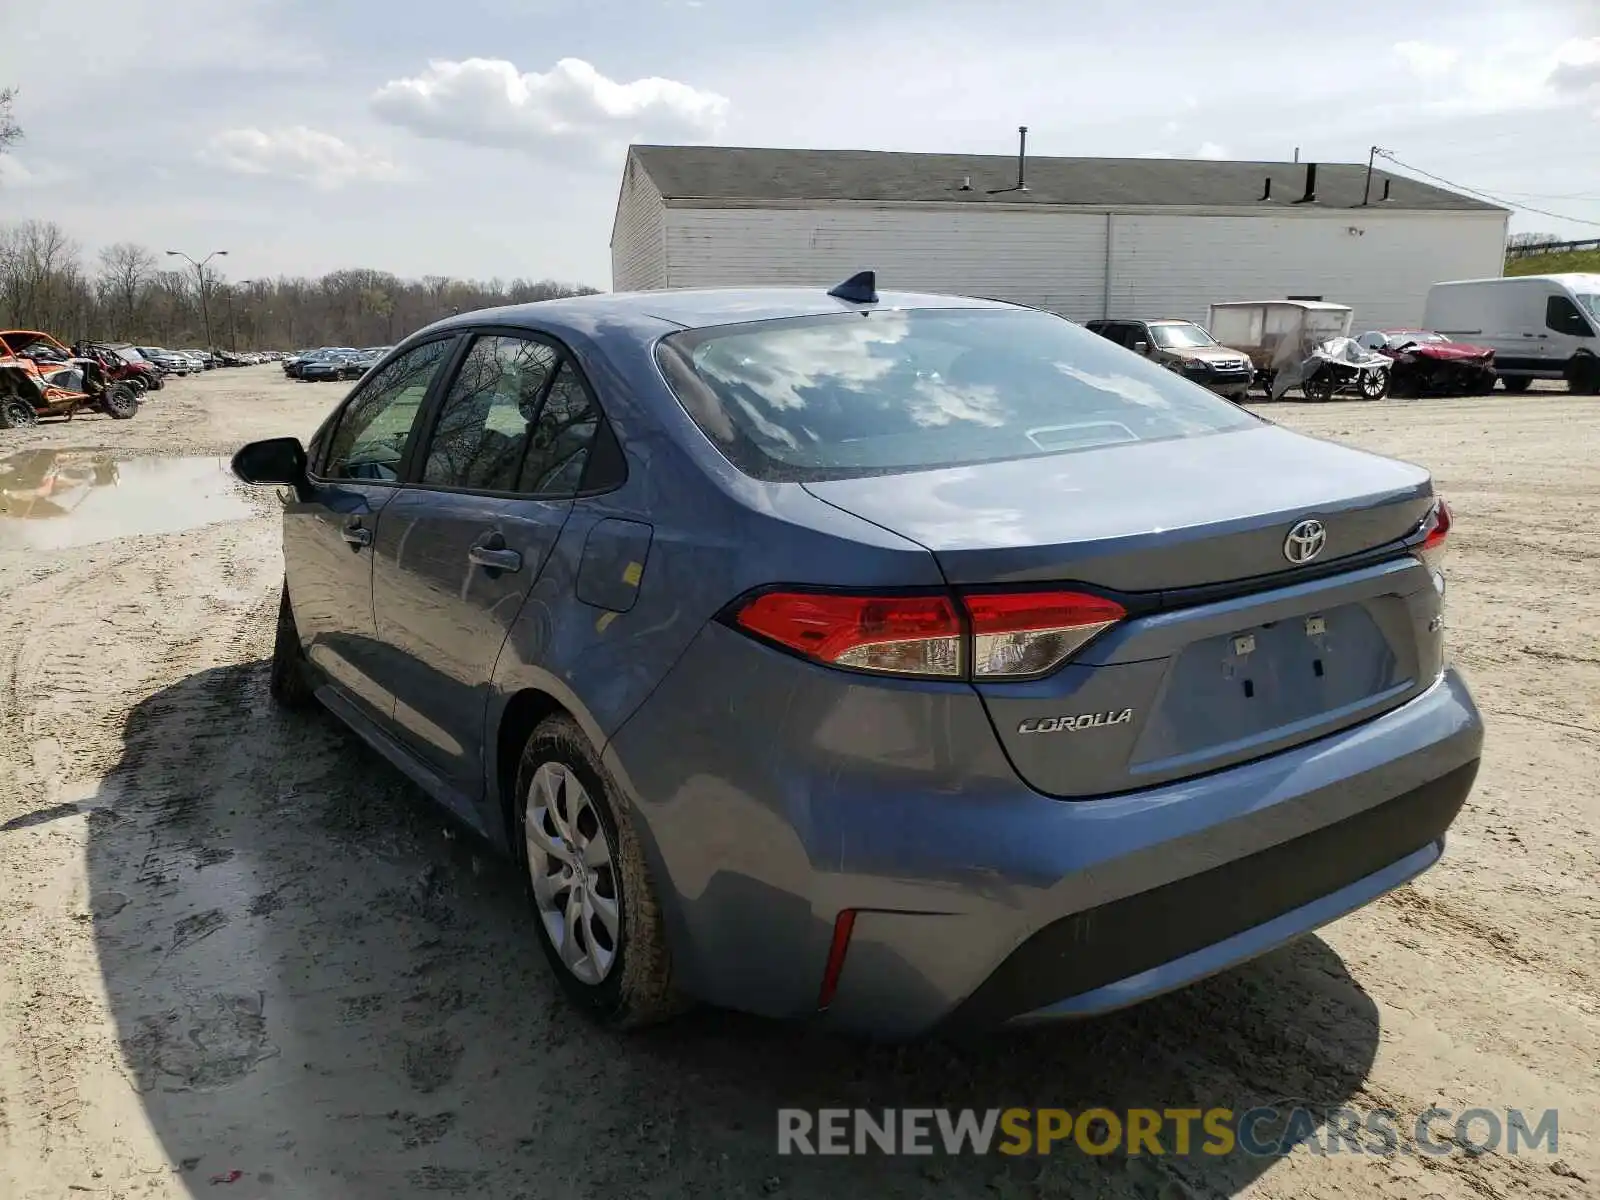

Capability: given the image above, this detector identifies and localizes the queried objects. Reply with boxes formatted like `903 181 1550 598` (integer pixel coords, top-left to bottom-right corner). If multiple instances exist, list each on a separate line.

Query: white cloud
1549 37 1600 93
370 57 729 164
1393 41 1460 80
198 127 401 189
0 154 37 187
1196 142 1228 160
0 153 73 188
1384 36 1600 119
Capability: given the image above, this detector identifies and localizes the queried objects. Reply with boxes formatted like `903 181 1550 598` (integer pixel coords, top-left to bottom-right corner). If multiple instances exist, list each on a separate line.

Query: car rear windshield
655 308 1260 482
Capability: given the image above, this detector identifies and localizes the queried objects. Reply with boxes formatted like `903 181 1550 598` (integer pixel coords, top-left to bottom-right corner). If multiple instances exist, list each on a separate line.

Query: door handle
469 532 522 572
341 521 372 547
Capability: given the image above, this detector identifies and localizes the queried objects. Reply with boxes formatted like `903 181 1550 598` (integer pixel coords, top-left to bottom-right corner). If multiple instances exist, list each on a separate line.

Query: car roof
1209 300 1351 312
420 286 1023 338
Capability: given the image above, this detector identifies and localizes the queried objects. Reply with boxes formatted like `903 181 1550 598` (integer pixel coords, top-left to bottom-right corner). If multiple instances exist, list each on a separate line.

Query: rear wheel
1302 373 1335 402
99 383 138 419
0 395 38 428
514 714 685 1028
1568 357 1600 395
269 584 317 710
1501 376 1533 394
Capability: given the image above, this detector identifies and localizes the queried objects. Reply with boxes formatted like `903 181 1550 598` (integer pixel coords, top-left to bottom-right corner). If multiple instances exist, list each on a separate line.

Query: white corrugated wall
1103 211 1507 330
643 203 1507 330
659 208 1108 314
609 159 667 291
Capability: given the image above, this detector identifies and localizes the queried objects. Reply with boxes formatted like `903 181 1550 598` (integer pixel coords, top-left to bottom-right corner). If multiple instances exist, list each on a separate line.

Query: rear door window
656 307 1260 483
417 334 602 497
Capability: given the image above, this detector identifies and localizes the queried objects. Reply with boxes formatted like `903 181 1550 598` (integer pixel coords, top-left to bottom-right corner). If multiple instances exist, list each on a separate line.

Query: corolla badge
1017 709 1134 734
1283 518 1327 565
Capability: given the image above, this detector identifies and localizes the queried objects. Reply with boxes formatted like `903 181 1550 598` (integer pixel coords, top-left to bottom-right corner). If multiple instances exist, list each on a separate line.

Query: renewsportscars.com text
776 1106 1559 1158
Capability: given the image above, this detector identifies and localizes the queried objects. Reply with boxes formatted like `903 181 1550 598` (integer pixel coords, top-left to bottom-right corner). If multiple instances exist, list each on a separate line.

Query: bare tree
0 87 20 154
0 220 84 333
0 216 602 347
97 242 158 338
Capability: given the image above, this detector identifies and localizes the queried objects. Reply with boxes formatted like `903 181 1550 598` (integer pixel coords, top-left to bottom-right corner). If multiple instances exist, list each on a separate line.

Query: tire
1302 373 1335 402
1501 376 1533 394
269 583 317 710
100 383 138 419
513 714 685 1028
0 395 38 428
1568 358 1600 396
1475 370 1497 396
1359 368 1389 400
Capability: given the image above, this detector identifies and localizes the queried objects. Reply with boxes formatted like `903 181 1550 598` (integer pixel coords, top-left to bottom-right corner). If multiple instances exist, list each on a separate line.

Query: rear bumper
605 630 1482 1039
951 758 1473 1027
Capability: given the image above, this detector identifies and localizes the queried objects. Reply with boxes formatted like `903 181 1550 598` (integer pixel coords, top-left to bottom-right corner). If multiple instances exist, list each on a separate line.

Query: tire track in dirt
0 498 282 1194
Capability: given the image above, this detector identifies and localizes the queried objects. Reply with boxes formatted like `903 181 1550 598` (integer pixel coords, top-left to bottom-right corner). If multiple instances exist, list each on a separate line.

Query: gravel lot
0 367 1595 1200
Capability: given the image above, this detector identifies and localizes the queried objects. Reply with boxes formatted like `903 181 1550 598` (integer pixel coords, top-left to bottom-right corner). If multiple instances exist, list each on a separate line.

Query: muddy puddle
0 449 254 551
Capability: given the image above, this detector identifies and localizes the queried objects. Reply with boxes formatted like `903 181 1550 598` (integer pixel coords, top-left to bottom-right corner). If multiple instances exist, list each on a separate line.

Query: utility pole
165 248 227 349
1362 146 1389 206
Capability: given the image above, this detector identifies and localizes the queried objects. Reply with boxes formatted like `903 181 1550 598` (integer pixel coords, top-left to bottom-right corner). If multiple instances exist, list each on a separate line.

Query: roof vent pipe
1294 162 1318 204
1381 178 1392 201
985 126 1031 194
1260 176 1272 201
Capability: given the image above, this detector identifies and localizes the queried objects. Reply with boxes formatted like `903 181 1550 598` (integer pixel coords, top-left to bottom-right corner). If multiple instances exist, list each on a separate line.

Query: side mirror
1132 341 1150 356
232 437 308 492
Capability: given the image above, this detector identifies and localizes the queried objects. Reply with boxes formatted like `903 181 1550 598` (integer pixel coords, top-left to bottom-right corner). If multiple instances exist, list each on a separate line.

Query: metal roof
627 145 1504 213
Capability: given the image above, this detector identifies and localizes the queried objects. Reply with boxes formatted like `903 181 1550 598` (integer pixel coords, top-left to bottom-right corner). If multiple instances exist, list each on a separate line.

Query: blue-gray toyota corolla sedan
231 277 1483 1038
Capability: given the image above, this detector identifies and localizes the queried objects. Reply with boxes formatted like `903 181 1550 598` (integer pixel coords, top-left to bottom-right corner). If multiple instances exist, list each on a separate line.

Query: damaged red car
1357 329 1496 397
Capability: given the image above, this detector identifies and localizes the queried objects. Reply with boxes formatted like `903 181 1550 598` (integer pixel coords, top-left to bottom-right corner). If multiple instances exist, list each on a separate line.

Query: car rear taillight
733 591 964 677
730 588 1126 681
1416 497 1451 574
964 590 1126 678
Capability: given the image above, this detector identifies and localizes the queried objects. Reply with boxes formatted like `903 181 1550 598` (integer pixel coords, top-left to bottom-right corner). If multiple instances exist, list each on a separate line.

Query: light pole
228 280 254 352
165 249 227 350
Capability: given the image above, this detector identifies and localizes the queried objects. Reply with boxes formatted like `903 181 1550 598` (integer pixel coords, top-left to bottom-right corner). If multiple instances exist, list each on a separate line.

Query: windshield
1576 294 1600 321
656 308 1260 483
1149 323 1217 350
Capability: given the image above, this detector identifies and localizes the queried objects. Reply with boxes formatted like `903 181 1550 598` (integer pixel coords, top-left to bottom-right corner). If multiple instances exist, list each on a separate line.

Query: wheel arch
494 686 571 850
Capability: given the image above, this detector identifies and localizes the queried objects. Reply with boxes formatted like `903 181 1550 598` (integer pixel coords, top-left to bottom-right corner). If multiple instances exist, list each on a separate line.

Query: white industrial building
610 144 1508 330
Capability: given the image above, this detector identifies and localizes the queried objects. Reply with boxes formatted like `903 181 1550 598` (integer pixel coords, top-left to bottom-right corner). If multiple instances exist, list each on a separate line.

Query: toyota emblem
1283 519 1327 565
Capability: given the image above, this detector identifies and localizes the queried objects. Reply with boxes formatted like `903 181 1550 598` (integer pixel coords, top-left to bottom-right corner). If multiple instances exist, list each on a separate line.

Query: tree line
0 219 602 352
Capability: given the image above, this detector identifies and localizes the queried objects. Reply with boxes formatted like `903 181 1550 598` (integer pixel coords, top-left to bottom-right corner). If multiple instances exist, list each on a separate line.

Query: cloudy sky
2 0 1598 288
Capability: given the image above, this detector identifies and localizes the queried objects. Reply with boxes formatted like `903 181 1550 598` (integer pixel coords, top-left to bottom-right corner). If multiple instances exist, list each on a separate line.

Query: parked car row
1087 273 1600 403
283 346 389 381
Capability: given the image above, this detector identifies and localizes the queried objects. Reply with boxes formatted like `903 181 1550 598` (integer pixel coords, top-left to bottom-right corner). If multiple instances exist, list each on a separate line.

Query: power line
1492 189 1600 202
1373 150 1600 229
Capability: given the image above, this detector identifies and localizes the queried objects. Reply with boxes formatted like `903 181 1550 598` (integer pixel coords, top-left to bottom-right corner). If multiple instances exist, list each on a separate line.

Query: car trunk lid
803 425 1445 796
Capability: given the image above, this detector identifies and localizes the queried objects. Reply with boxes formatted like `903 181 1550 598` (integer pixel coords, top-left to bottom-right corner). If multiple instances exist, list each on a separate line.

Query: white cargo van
1423 275 1600 394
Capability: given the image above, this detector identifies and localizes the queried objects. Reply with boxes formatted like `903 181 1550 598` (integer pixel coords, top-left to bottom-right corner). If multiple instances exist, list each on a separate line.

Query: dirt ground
0 367 1595 1200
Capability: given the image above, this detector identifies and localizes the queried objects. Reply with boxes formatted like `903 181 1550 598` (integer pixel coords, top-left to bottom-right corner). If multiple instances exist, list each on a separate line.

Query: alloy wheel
524 762 620 985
